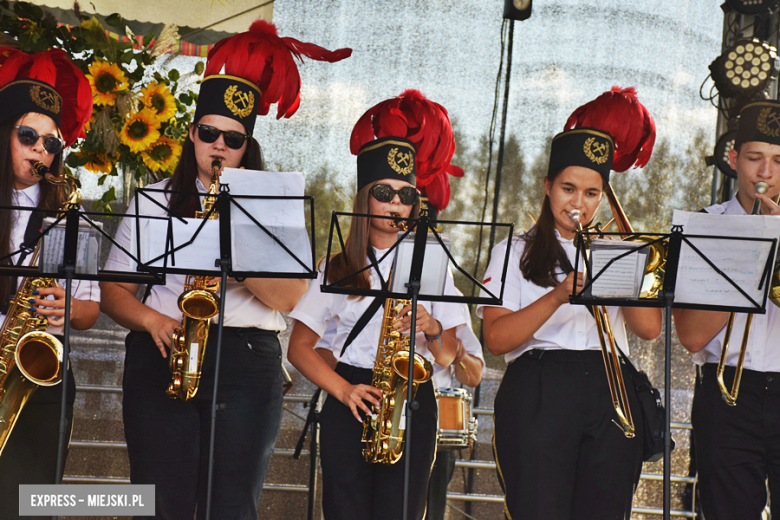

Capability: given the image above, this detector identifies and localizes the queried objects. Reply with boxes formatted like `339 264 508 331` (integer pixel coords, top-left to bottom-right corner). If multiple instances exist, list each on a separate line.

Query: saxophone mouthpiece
389 212 409 231
756 182 769 195
30 161 49 178
211 158 222 171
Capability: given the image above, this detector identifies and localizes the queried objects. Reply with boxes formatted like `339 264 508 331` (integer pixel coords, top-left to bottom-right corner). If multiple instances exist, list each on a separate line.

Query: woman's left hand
393 303 441 338
28 286 76 327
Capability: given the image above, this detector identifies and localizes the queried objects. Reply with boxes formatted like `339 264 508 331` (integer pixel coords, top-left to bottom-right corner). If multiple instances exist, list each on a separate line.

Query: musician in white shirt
673 100 780 520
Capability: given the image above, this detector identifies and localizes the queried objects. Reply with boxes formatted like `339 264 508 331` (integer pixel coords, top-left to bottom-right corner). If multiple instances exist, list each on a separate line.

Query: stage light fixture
714 129 739 179
504 0 532 21
726 0 779 15
709 39 779 98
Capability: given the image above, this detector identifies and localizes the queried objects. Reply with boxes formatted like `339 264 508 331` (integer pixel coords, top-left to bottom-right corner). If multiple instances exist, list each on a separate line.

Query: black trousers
122 327 283 520
425 449 456 520
0 366 75 520
493 350 644 520
319 362 437 520
693 363 780 520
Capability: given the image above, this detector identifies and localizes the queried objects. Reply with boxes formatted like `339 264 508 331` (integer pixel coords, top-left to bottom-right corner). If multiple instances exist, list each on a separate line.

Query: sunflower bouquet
0 1 203 211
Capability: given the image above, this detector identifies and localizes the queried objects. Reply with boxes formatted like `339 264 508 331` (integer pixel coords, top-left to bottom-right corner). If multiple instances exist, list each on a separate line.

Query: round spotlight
726 0 780 15
710 39 779 98
714 130 738 179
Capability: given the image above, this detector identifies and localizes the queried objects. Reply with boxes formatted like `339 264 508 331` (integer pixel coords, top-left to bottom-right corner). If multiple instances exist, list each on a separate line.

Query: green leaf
14 3 43 21
167 69 180 82
194 61 205 76
97 174 107 186
65 153 80 168
104 13 122 27
143 32 154 47
178 93 191 106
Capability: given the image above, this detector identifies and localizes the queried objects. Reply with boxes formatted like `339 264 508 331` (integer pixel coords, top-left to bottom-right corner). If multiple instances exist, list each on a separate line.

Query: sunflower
76 151 115 175
87 60 128 107
141 81 177 122
120 109 161 153
142 136 182 171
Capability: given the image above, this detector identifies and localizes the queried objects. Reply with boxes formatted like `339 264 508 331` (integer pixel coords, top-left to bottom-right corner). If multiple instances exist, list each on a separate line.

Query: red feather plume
0 47 92 146
419 164 464 211
350 90 460 195
564 86 656 172
204 19 352 119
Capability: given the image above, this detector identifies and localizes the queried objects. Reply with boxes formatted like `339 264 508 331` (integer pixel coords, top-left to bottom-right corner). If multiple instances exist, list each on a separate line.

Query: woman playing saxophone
99 20 346 520
0 48 98 520
288 90 466 520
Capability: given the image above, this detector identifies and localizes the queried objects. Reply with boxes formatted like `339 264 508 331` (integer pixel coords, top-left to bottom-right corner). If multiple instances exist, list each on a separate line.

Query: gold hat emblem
387 147 414 175
224 84 254 119
29 85 61 115
757 107 780 138
583 137 609 165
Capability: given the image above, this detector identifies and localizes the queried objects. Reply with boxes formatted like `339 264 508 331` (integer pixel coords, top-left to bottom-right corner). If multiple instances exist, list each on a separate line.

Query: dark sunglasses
195 124 250 150
370 183 420 205
13 125 64 154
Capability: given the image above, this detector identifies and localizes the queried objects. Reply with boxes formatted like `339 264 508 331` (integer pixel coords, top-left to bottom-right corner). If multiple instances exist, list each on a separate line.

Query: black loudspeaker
504 0 532 21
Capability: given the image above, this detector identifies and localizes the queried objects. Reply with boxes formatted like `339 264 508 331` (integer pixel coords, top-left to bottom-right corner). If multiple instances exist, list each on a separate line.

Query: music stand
321 211 513 520
133 170 316 520
0 200 165 520
570 225 779 520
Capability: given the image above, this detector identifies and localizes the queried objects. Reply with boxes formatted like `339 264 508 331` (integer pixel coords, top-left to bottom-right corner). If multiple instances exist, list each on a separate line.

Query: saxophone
361 216 433 464
167 159 222 400
0 162 78 455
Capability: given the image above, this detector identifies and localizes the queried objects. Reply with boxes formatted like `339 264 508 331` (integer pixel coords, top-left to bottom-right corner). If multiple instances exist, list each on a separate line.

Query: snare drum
435 387 478 450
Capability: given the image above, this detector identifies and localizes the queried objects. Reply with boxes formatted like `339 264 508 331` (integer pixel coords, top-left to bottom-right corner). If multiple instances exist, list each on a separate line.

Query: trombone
569 183 667 438
716 181 775 406
570 209 635 438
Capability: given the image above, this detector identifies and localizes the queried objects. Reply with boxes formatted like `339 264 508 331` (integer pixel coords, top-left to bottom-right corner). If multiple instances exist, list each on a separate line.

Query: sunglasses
370 183 420 205
195 124 250 150
13 126 64 155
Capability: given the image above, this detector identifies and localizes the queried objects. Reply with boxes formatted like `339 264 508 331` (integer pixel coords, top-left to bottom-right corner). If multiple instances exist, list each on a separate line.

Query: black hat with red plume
550 86 656 182
351 89 463 198
0 48 92 147
194 19 352 134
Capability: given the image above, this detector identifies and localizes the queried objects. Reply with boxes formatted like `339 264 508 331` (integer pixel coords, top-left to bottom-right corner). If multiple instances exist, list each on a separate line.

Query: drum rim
435 387 471 398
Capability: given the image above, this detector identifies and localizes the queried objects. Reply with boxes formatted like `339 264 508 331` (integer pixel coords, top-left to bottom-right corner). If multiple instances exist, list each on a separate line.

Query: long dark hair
520 167 603 288
167 127 265 218
0 116 65 303
326 180 421 296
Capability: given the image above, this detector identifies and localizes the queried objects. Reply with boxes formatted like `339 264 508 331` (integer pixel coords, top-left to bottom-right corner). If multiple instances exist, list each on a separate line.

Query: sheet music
589 239 648 298
390 233 451 296
671 210 780 308
140 169 311 274
40 217 103 275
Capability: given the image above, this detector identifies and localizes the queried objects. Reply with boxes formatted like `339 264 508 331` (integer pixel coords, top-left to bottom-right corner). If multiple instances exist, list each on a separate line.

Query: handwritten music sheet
671 210 780 308
589 239 648 298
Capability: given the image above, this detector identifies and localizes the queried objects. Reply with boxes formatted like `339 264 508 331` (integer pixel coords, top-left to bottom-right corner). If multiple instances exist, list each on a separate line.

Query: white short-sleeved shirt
290 247 469 370
103 178 287 331
693 196 780 371
1 182 101 335
476 232 628 365
314 297 485 388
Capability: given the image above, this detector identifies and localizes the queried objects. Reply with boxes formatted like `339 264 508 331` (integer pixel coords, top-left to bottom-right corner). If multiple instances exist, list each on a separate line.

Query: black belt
520 349 604 362
702 363 780 386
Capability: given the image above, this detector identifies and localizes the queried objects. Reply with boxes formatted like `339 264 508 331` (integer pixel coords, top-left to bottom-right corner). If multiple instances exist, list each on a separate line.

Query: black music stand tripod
321 211 512 520
0 201 165 520
136 182 316 520
570 225 777 520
